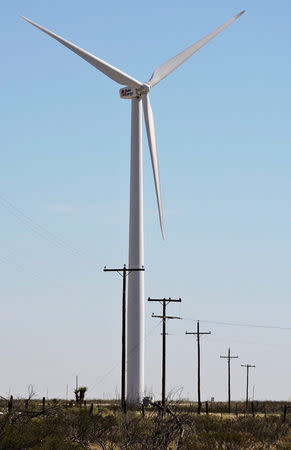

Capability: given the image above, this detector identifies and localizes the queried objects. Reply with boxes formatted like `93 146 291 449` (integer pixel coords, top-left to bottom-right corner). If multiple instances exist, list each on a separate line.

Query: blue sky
1 0 291 401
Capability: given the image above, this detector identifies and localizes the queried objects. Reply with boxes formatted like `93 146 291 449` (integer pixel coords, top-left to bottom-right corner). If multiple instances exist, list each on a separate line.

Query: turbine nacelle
119 84 150 100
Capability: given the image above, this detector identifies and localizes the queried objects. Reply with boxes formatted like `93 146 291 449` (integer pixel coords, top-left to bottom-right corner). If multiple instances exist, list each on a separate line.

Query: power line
182 318 291 331
0 253 55 285
0 251 69 290
0 194 92 260
87 319 162 395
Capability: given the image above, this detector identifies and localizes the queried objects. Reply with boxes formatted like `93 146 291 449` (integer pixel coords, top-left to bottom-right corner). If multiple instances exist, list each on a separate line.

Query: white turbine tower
22 10 245 403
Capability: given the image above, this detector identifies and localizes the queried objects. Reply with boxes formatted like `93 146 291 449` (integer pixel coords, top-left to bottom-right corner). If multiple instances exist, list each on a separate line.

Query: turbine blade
21 16 143 89
142 94 165 239
148 10 245 87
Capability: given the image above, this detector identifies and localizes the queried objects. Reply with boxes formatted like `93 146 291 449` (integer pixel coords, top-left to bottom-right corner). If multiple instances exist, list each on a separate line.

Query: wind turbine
22 10 245 403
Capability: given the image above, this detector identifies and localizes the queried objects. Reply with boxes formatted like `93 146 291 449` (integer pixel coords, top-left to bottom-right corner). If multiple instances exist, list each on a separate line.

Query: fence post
251 401 255 417
197 401 201 415
42 397 45 414
283 405 287 422
8 395 13 412
25 399 29 410
205 401 209 415
235 403 238 416
89 403 94 415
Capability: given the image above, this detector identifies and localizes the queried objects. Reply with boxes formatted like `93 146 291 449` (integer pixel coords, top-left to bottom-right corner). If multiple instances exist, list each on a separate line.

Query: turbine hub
119 84 150 100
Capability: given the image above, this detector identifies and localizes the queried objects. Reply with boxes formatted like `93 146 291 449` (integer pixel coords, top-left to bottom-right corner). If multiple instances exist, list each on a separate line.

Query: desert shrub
182 431 258 450
179 415 290 450
103 412 179 449
0 402 291 449
234 416 289 444
0 408 86 449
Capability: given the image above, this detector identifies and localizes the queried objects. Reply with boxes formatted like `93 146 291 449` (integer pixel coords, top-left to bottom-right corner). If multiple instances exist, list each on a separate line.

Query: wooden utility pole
104 264 145 413
185 320 211 414
148 297 181 410
241 363 255 411
220 348 238 413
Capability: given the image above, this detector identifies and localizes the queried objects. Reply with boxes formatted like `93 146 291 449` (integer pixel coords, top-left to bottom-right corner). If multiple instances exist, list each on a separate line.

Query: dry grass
0 400 291 449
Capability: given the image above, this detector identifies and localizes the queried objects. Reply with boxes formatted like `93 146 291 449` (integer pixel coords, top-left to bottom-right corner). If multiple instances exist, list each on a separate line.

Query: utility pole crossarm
152 313 181 320
148 297 181 302
185 331 211 335
104 266 145 272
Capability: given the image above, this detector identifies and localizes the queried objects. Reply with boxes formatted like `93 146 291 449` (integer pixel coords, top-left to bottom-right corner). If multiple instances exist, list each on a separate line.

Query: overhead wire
2 196 291 396
0 194 93 261
182 317 291 331
86 318 291 395
0 253 47 283
2 196 289 331
0 252 67 290
87 319 163 395
0 193 99 290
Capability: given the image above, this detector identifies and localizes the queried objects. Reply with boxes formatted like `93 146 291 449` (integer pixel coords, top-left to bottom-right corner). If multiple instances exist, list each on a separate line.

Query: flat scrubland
1 399 291 449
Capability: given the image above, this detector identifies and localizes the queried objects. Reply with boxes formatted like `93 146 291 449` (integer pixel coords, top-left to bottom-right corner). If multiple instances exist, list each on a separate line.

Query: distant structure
220 348 239 413
149 297 182 409
186 321 211 414
241 363 256 410
22 10 245 403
